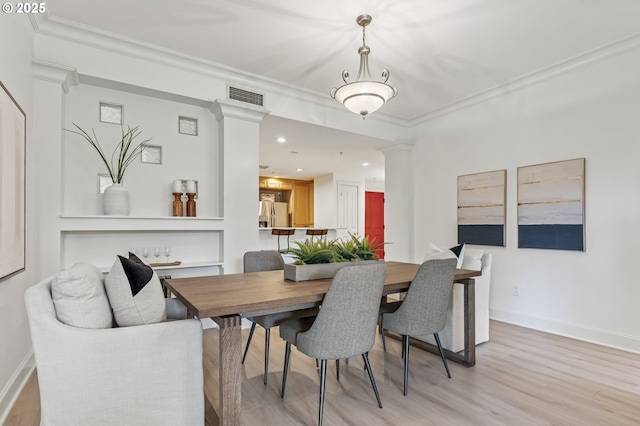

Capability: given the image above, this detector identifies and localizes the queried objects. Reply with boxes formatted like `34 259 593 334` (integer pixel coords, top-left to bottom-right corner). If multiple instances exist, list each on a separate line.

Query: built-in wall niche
63 84 220 218
61 229 222 273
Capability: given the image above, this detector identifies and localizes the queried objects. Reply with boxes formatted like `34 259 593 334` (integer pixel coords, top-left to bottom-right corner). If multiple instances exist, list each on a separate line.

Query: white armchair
416 251 492 353
24 277 204 425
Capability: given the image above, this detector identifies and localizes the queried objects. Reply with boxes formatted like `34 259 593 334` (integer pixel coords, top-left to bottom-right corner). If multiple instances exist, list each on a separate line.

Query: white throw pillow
461 248 483 271
425 242 465 269
51 262 113 329
104 255 167 327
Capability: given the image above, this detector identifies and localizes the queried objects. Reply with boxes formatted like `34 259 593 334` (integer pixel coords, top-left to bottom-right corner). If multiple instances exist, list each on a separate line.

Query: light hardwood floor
6 320 640 425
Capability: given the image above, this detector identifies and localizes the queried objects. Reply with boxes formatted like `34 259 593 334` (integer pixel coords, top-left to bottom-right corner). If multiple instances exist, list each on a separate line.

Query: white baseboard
490 309 640 355
0 349 36 425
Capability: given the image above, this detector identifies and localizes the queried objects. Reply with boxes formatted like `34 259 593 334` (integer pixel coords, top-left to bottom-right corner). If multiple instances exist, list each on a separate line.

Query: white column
32 60 79 275
381 140 415 262
210 100 269 273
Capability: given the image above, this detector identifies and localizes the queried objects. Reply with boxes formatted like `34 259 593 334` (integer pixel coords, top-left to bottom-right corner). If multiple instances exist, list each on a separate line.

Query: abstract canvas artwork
518 158 585 251
0 81 26 279
457 170 506 247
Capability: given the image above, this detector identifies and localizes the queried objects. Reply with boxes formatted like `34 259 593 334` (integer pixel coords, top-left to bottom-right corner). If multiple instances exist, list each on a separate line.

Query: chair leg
336 359 340 381
381 327 387 352
242 322 256 364
403 335 410 396
362 353 383 408
433 332 452 378
281 342 291 399
264 328 270 385
319 359 327 426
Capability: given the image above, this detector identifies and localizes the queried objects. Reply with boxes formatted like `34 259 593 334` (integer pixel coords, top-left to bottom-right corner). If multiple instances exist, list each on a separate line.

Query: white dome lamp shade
330 15 397 119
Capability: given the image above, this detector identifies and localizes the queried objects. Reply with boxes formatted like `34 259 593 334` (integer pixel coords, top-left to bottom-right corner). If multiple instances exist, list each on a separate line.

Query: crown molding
408 31 640 126
32 13 638 129
32 59 79 93
379 140 416 155
32 15 409 128
210 100 270 123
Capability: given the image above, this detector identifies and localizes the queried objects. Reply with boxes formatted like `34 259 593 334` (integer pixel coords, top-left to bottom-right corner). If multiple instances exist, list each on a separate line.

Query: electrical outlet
512 285 520 296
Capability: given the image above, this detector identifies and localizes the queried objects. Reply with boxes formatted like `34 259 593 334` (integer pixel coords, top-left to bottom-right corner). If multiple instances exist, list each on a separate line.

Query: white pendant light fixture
331 14 397 119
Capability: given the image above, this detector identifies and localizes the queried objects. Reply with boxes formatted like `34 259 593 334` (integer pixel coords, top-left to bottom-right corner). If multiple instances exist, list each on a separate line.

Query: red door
365 191 385 259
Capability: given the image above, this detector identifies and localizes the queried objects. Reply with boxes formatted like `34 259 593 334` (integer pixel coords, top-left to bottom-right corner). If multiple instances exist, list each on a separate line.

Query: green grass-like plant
287 238 338 265
287 233 387 264
332 238 360 261
66 123 151 184
348 232 385 260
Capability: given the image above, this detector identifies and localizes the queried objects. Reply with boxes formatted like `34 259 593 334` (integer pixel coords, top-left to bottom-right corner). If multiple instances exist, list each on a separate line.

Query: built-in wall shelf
98 261 224 274
151 261 224 271
59 216 225 275
59 215 224 231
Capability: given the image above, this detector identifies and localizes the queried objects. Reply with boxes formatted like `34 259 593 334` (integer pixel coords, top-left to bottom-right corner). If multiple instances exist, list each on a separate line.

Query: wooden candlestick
186 193 196 217
172 192 184 217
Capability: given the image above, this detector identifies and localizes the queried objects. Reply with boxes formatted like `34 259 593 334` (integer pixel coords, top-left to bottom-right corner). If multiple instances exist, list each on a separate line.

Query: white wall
405 40 640 352
313 173 335 228
63 84 219 217
312 172 366 237
0 13 36 423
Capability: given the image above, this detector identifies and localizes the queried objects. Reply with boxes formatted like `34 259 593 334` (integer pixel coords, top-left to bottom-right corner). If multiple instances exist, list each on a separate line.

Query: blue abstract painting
458 170 506 247
517 158 585 251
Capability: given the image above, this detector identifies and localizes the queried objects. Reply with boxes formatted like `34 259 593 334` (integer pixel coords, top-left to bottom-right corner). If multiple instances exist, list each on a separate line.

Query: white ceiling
44 0 640 181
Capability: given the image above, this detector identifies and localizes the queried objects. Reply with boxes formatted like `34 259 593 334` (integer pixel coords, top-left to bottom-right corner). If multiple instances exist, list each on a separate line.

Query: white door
338 182 359 234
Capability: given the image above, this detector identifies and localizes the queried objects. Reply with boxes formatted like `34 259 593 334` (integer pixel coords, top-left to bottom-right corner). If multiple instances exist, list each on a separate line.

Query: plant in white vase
66 123 151 215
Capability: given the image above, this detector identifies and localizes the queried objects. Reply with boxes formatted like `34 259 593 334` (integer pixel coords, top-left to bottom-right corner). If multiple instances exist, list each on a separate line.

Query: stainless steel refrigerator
259 201 288 227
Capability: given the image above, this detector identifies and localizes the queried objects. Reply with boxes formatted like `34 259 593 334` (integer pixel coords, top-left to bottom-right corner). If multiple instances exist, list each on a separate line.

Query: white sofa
416 250 492 353
24 277 205 425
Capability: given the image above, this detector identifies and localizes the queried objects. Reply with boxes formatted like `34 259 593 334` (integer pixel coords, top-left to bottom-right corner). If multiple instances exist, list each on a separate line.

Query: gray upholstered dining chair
379 257 457 396
279 262 387 426
242 250 318 384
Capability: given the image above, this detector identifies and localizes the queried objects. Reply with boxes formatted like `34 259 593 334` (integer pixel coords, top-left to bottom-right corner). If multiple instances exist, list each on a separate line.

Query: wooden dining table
165 261 481 426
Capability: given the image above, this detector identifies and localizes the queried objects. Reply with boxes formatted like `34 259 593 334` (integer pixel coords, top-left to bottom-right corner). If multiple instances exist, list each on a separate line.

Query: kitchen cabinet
259 176 292 190
292 181 312 227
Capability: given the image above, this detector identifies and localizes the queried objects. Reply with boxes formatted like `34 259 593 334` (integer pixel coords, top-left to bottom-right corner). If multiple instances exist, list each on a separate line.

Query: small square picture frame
179 116 198 136
141 145 162 165
99 102 123 124
98 174 113 194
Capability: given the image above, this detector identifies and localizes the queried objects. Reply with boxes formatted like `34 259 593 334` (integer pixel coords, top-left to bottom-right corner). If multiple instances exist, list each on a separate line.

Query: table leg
213 314 243 426
462 277 476 366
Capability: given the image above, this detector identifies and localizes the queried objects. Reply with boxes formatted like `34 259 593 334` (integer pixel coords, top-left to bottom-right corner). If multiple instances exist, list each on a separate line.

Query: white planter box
284 260 380 282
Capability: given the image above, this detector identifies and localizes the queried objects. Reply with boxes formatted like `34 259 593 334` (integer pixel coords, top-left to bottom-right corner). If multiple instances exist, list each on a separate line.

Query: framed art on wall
518 158 585 251
457 169 506 246
0 81 26 279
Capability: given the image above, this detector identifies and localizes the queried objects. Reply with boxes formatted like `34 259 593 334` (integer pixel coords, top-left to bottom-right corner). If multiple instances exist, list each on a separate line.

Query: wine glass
164 246 171 263
153 247 161 263
141 247 150 261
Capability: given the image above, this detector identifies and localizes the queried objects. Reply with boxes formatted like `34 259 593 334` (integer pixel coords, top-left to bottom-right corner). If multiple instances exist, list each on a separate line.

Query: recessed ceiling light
296 168 303 172
276 137 286 143
362 162 369 166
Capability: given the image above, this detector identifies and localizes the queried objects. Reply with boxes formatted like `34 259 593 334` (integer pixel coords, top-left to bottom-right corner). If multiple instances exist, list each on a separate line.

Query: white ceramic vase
103 183 130 215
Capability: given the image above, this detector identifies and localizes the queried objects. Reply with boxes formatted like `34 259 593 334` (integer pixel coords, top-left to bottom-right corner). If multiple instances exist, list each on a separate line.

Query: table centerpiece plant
284 234 386 281
66 123 151 215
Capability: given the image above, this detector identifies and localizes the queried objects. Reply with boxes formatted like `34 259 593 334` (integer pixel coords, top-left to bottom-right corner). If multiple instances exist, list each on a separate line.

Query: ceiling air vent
228 86 264 107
